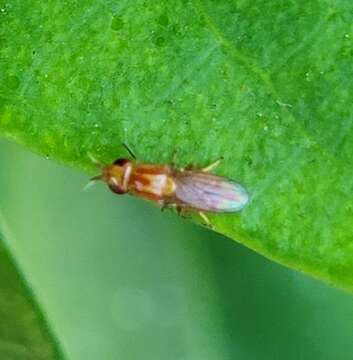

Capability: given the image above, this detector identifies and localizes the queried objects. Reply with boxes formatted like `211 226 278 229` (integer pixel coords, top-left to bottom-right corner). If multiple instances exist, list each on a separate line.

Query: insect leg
160 200 178 212
160 200 169 212
198 211 212 227
202 157 224 172
170 151 178 167
176 205 185 217
173 205 191 219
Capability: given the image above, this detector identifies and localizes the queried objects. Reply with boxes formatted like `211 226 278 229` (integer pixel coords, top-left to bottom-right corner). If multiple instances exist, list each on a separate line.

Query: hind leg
198 211 213 228
176 207 213 228
202 157 224 172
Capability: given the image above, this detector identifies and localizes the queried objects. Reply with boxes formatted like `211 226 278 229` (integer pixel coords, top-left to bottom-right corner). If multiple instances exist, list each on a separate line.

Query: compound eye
108 182 127 195
113 158 130 166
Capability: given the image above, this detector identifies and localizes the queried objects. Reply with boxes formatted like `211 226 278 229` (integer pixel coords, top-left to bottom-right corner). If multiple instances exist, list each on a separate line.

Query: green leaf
0 1 352 291
0 239 64 359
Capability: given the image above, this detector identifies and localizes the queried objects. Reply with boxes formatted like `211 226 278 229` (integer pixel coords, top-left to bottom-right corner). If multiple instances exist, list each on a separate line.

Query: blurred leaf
0 240 63 359
0 1 352 290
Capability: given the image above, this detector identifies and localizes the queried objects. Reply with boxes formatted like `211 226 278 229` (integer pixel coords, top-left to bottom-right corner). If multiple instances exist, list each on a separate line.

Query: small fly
90 145 249 225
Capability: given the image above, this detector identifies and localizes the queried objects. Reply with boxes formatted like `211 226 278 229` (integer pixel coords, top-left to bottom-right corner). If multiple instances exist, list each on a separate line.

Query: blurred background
0 139 352 360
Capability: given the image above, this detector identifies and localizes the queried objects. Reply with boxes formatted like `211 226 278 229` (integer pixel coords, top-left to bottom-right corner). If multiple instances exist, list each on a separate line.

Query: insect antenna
83 176 100 191
87 152 105 169
84 152 105 191
122 142 136 159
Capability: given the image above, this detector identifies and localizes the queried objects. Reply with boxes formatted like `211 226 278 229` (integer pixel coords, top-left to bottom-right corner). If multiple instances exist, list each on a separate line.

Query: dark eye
108 183 127 195
114 158 130 166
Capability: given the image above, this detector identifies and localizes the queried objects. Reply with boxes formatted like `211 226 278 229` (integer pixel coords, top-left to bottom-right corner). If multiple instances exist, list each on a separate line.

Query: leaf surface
1 0 353 290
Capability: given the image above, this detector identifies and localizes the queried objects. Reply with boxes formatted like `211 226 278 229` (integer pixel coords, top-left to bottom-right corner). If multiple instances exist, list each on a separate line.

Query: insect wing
174 172 249 212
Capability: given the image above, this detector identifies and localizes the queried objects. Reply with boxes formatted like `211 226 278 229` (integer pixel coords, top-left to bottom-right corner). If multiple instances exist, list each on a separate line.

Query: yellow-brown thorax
101 159 176 201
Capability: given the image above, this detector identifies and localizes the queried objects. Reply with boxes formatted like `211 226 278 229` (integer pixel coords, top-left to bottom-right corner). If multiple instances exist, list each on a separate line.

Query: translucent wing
174 171 249 212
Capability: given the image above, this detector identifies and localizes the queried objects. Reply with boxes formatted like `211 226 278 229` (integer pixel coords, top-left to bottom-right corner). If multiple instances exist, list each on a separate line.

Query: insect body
92 154 249 225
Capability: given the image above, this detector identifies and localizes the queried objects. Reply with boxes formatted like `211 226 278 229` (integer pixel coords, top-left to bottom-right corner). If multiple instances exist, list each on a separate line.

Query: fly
90 145 249 226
